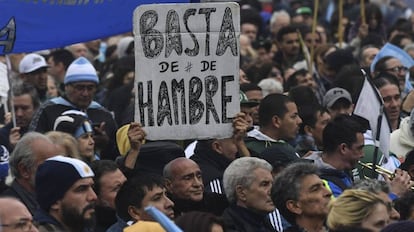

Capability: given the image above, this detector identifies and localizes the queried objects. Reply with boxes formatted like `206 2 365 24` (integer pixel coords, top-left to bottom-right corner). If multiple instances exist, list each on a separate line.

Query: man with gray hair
222 157 275 232
1 132 59 215
271 162 331 232
270 10 291 39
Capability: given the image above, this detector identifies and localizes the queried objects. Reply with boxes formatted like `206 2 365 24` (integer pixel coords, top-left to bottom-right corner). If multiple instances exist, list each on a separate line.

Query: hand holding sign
133 3 240 140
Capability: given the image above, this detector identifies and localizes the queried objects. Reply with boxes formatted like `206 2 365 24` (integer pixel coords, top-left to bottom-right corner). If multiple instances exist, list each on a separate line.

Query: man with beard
34 155 97 232
273 25 303 72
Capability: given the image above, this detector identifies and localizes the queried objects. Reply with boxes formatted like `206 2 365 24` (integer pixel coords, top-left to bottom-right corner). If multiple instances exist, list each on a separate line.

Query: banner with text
133 3 240 140
0 0 189 54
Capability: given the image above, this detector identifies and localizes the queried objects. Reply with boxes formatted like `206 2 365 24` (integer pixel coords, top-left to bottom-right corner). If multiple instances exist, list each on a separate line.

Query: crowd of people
2 0 414 231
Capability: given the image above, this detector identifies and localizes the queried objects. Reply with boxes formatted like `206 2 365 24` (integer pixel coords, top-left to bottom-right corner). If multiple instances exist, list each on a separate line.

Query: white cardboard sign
133 3 240 140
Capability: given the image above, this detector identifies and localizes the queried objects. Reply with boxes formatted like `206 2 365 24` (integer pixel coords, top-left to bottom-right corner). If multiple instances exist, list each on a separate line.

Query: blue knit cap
64 57 99 85
36 155 94 211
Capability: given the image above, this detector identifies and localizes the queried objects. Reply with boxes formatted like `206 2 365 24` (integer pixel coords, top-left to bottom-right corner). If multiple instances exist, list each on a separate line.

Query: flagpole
5 54 16 128
338 0 344 48
297 29 311 70
360 69 389 176
360 0 366 25
310 0 319 74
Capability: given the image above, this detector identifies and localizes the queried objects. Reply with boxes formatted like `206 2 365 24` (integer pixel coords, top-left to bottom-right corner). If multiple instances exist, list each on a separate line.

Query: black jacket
222 204 277 232
170 192 228 217
29 96 119 160
2 180 39 216
191 141 232 194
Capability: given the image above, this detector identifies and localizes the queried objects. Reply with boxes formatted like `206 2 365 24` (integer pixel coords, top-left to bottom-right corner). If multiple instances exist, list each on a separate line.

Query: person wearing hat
239 91 259 129
19 53 49 103
53 110 96 163
293 7 313 27
323 87 354 119
29 57 119 160
34 155 97 232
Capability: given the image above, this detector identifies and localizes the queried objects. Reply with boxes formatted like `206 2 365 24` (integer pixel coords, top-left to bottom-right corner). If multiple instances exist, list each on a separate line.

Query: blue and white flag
145 206 183 232
370 43 414 92
0 0 189 54
370 43 414 72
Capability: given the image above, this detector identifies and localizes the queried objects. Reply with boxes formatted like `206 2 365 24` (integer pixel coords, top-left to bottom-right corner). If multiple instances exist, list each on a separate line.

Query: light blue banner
370 42 414 92
0 0 190 54
370 42 414 72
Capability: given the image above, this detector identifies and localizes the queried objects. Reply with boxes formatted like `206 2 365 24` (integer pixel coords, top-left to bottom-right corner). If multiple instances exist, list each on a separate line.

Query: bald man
0 197 38 232
163 157 228 217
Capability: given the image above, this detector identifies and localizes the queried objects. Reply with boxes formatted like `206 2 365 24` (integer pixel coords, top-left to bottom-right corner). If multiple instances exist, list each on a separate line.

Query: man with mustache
163 158 228 217
34 156 97 232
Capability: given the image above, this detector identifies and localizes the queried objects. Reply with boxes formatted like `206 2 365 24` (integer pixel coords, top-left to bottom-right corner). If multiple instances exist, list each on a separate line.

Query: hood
390 117 414 159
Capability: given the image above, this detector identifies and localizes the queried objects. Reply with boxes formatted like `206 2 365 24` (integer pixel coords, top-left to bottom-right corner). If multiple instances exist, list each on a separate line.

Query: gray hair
9 83 40 110
223 157 272 204
352 179 390 194
271 162 320 224
258 78 284 96
270 10 290 27
9 132 51 179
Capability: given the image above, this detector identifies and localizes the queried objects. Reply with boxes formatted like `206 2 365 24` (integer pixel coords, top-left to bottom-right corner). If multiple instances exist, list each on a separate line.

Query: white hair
270 10 290 27
258 78 284 96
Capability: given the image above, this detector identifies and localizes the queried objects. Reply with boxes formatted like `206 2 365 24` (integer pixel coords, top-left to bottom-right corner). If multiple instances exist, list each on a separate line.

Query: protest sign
133 2 240 140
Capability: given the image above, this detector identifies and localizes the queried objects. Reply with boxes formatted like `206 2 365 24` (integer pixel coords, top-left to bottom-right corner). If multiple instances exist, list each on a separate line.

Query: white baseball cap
19 53 49 74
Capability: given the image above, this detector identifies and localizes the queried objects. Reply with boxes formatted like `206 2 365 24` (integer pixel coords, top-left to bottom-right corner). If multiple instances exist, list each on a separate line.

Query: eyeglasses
0 219 36 231
71 84 97 92
385 66 408 73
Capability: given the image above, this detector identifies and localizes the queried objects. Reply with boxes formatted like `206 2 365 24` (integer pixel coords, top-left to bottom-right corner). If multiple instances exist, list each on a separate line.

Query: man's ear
339 143 347 154
211 140 222 154
164 178 172 192
272 115 282 128
304 125 313 135
50 200 61 213
128 206 141 222
286 199 302 215
235 185 246 202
